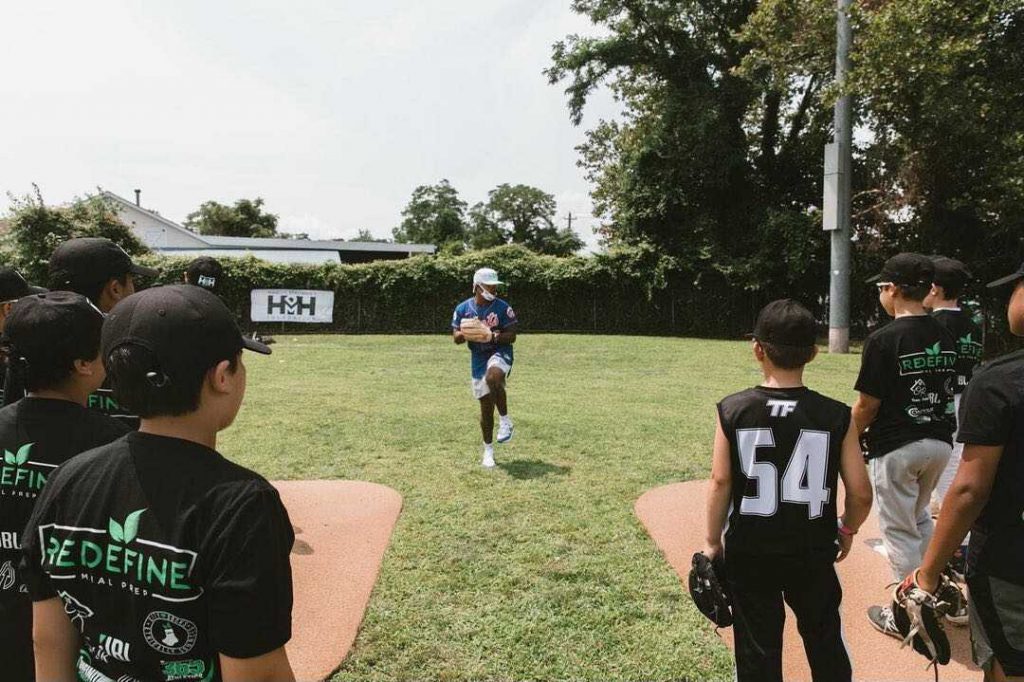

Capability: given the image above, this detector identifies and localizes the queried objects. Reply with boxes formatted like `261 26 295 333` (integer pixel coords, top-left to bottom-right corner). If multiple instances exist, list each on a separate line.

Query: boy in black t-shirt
0 292 127 682
0 268 46 405
853 253 964 637
913 259 1024 680
925 257 984 512
21 285 295 682
704 299 873 681
2 238 162 425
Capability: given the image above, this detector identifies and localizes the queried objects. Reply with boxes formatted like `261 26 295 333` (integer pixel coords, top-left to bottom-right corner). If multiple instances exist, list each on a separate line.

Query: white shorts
471 355 512 399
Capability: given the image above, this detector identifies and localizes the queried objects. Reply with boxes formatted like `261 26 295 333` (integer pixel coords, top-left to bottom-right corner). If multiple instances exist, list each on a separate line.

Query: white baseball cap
472 268 503 287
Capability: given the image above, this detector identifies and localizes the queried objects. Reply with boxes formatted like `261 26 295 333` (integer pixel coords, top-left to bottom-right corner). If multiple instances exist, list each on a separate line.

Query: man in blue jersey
452 268 518 468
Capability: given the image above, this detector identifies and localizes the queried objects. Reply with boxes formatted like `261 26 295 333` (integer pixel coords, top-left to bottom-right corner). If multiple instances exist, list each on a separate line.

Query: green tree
3 186 149 284
184 197 279 238
352 229 391 243
547 0 831 290
392 180 468 250
467 184 584 256
742 0 1024 280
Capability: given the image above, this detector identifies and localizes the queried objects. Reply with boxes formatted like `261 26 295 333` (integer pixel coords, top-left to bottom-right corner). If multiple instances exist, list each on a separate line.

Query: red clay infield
274 480 402 682
636 480 979 681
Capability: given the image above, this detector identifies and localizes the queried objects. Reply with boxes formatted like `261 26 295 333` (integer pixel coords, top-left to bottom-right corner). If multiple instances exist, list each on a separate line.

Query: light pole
825 0 853 353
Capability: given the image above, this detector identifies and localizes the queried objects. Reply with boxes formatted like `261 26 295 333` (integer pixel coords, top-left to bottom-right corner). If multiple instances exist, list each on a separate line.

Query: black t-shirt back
932 308 983 394
0 399 127 664
86 379 141 430
21 432 294 682
719 386 851 556
855 315 957 458
1 370 139 430
957 349 1024 585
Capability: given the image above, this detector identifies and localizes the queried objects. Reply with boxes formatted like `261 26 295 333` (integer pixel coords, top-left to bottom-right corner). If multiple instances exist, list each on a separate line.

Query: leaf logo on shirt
108 508 146 544
959 333 973 345
3 443 32 466
924 342 942 357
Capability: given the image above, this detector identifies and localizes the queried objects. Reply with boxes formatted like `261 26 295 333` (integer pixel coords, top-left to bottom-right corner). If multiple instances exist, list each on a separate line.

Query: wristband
837 521 856 537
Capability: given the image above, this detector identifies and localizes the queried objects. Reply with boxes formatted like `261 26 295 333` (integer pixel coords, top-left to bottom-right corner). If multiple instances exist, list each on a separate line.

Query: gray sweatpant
869 438 953 582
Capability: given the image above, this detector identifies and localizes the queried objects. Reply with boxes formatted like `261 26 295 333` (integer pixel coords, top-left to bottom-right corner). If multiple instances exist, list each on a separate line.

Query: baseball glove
460 318 493 343
688 552 732 628
891 571 952 667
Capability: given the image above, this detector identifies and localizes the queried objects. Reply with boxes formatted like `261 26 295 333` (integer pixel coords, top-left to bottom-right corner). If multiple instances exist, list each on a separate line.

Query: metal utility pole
566 211 574 232
825 0 853 353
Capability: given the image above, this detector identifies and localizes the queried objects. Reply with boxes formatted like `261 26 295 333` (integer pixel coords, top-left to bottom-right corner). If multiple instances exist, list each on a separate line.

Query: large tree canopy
2 188 148 284
467 184 584 256
548 0 1023 293
392 179 468 251
547 0 830 291
184 197 279 238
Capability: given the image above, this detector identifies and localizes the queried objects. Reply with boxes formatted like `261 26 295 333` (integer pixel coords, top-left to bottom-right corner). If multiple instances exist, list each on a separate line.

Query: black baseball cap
0 268 46 302
752 299 817 347
185 257 224 293
987 259 1024 289
102 285 270 385
931 256 971 292
3 292 104 365
866 252 934 287
49 237 159 290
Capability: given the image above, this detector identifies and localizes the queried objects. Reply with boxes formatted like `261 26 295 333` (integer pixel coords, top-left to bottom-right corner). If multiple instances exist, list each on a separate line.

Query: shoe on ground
496 419 514 443
939 578 969 626
868 605 901 639
481 450 496 468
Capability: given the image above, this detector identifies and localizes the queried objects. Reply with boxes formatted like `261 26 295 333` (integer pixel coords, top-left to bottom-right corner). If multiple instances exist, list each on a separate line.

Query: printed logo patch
161 658 211 681
766 400 798 417
1 443 56 498
898 344 957 376
92 632 133 664
38 508 202 602
58 590 94 631
957 333 983 361
0 559 15 590
143 610 198 656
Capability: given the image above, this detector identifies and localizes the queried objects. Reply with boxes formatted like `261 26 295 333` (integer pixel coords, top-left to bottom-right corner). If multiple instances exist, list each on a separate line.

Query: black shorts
967 572 1024 676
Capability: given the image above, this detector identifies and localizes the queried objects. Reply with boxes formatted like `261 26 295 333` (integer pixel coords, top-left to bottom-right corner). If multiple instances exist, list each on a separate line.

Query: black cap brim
27 285 47 295
243 336 272 355
986 271 1024 289
130 263 160 278
865 273 883 284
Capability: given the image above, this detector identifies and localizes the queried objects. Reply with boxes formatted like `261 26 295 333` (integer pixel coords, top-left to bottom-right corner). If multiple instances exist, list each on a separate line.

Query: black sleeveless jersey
957 349 1024 584
718 386 851 556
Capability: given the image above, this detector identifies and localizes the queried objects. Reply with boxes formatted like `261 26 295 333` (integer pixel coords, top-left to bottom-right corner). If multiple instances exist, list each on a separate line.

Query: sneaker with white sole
868 605 901 639
939 578 969 626
481 449 496 468
496 418 514 443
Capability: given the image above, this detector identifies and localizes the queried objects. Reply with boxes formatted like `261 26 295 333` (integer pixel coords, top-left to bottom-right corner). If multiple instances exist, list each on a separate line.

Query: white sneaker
496 418 514 443
481 449 496 468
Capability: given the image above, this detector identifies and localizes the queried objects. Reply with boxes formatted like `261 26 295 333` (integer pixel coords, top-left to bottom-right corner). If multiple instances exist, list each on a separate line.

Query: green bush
141 244 767 338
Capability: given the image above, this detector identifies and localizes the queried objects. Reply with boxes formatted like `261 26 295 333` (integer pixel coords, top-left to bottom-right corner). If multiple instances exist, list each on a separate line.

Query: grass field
220 334 863 681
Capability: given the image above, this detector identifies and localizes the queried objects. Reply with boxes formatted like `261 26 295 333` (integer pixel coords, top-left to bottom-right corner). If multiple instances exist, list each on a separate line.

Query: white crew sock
499 414 511 425
484 442 494 455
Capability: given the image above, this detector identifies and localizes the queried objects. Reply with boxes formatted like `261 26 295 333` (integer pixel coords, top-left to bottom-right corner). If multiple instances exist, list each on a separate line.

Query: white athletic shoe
496 418 514 443
481 449 496 468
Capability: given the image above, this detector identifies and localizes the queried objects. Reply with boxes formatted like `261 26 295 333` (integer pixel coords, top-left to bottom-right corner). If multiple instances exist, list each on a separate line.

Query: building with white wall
103 190 435 264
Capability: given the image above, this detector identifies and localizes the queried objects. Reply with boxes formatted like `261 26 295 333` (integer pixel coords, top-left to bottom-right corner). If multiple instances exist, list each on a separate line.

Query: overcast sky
0 0 619 249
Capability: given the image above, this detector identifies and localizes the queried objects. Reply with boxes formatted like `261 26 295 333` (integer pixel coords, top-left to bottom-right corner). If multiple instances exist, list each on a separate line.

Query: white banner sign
250 289 334 323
